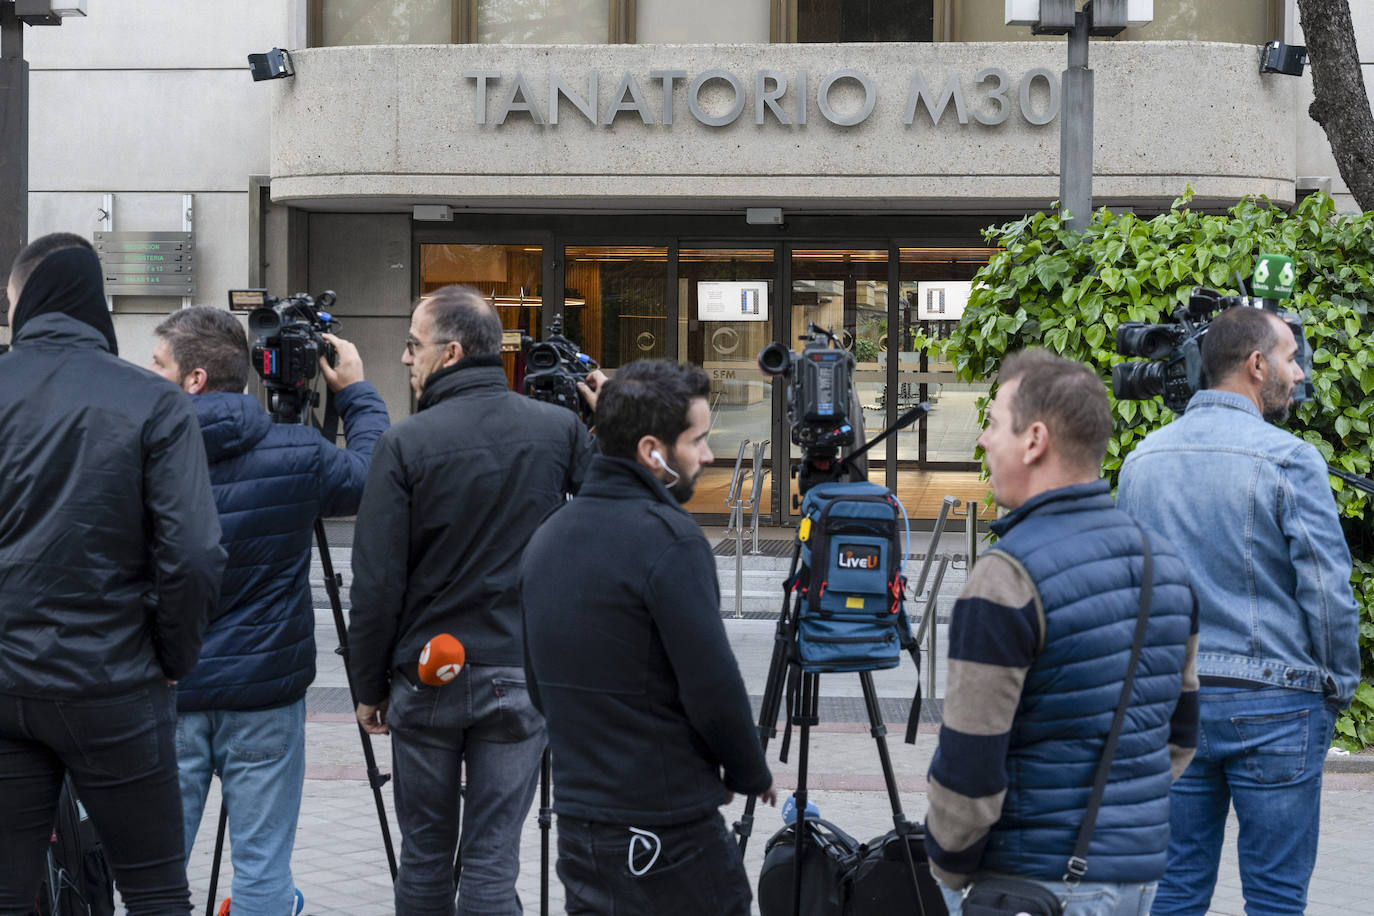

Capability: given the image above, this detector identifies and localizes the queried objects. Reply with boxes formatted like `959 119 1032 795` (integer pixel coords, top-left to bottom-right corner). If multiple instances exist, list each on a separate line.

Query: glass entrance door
677 247 779 519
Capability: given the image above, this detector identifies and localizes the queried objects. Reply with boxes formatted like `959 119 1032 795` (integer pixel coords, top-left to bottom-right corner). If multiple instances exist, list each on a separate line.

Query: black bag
34 778 115 916
845 826 947 916
758 818 860 916
960 876 1063 916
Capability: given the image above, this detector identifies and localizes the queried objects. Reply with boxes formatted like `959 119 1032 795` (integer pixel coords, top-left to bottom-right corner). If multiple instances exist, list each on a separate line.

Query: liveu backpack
793 481 912 673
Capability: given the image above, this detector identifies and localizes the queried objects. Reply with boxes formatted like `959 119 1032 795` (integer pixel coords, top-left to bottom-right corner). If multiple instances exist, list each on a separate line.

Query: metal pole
965 500 978 572
0 4 27 323
1060 9 1094 232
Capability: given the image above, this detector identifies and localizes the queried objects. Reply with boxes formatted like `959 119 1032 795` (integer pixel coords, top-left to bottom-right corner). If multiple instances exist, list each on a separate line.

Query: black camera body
522 314 597 421
229 289 339 423
759 324 857 496
1112 286 1314 413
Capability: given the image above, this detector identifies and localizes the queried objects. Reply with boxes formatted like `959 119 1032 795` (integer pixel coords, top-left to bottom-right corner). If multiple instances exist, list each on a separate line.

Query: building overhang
268 41 1298 215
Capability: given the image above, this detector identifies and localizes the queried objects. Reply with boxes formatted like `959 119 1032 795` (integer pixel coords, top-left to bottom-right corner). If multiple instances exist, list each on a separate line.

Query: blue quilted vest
978 480 1194 884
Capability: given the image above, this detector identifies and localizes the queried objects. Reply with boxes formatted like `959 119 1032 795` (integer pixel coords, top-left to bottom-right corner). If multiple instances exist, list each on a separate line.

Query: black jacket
347 358 592 705
176 384 389 713
0 314 225 695
520 455 772 826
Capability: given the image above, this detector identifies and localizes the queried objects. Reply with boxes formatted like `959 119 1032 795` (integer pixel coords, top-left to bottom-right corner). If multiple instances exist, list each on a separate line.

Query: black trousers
557 811 751 916
0 682 191 916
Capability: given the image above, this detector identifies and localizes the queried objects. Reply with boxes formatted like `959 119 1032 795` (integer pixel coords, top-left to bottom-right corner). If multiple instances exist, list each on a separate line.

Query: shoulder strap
1065 522 1153 885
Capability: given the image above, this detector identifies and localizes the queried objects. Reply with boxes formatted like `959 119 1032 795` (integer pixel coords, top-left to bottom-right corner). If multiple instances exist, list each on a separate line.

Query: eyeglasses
405 336 452 355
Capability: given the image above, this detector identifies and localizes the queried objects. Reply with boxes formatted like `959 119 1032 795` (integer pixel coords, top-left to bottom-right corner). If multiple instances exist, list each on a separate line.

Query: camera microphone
418 633 466 686
650 449 680 485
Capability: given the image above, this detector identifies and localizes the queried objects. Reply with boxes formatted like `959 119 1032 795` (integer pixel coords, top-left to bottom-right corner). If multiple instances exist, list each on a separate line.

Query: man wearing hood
0 233 225 914
347 284 596 916
148 305 388 915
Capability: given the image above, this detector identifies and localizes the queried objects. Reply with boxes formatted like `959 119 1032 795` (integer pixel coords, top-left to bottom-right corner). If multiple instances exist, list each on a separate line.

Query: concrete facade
268 41 1298 213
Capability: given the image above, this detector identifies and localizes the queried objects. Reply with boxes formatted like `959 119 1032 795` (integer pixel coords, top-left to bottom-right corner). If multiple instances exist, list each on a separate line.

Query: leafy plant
926 191 1374 749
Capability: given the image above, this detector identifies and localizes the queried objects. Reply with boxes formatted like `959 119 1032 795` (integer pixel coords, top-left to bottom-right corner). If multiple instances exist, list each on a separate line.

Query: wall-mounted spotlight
1260 41 1307 77
248 48 295 82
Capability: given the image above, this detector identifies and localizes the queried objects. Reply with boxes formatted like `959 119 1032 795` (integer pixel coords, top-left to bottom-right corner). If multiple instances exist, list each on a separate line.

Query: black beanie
11 246 119 355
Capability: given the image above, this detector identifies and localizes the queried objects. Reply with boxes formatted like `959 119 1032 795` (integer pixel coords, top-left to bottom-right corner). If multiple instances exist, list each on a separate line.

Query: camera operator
0 234 225 914
520 359 775 916
1117 306 1359 916
347 285 597 915
924 349 1198 916
147 305 389 915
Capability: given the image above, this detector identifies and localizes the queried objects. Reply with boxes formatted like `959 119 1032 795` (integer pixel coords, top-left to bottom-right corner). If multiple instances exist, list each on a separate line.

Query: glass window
563 246 669 370
893 246 996 518
479 0 613 43
314 0 629 46
678 248 777 518
318 0 454 45
950 0 1274 43
419 244 543 391
795 0 933 42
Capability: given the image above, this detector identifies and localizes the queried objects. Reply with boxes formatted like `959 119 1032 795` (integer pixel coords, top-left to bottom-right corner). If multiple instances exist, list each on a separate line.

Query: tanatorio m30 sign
464 67 1060 128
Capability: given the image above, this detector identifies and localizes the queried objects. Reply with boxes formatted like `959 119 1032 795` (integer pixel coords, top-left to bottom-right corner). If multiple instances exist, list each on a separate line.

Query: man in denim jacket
1118 305 1359 915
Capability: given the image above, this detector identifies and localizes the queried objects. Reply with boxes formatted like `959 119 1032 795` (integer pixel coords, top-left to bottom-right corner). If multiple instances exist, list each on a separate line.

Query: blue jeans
0 683 191 915
941 880 1156 916
176 699 306 916
1154 686 1334 916
388 664 545 916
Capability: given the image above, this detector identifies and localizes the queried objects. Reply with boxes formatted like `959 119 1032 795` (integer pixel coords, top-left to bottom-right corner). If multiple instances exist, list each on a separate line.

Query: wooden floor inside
685 466 991 522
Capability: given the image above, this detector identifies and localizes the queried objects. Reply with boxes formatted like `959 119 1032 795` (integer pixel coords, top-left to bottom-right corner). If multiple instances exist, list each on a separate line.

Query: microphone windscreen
418 633 466 686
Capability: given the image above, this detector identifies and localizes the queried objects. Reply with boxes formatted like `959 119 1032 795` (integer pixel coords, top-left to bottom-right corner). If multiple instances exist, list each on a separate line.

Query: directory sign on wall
698 281 769 322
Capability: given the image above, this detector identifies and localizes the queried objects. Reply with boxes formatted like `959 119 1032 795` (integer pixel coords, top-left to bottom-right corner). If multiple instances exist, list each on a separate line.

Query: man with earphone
521 359 775 916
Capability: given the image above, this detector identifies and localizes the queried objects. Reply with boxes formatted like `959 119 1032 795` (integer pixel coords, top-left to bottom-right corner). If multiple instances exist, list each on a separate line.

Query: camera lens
1115 323 1179 360
1111 361 1165 401
757 343 792 377
247 307 283 337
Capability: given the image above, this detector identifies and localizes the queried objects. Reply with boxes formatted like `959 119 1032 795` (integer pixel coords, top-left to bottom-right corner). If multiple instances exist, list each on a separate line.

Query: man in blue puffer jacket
149 306 389 916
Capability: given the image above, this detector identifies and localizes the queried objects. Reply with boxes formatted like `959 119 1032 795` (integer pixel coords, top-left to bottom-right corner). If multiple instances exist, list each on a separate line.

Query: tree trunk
1297 0 1374 211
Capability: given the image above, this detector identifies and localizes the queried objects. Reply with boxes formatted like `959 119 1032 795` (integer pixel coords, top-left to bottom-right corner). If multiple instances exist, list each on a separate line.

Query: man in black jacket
148 306 388 915
520 359 774 916
0 234 225 914
348 285 594 916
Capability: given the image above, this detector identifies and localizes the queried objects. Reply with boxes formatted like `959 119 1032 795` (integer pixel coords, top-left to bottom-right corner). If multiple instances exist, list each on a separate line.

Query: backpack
34 778 115 916
844 825 948 916
794 481 912 673
758 817 861 916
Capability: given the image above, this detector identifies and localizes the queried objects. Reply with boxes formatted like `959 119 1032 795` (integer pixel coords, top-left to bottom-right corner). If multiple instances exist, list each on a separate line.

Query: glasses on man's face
405 336 450 356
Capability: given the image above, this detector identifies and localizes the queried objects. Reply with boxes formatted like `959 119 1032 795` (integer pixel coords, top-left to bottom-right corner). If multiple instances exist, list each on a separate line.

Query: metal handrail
724 440 752 536
746 440 770 555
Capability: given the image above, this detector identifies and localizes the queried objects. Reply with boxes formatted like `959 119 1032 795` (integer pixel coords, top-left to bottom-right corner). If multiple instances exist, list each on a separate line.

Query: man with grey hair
348 285 597 915
926 349 1199 916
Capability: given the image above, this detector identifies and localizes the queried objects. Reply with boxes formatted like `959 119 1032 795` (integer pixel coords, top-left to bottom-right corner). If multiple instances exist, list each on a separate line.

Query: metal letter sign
94 231 196 297
1252 253 1295 300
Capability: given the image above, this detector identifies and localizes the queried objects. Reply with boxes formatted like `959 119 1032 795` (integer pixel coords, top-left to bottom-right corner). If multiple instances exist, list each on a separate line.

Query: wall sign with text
698 281 769 322
915 280 973 321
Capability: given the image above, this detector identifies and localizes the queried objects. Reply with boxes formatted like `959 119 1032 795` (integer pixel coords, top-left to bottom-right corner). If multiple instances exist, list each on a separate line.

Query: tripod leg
315 519 399 881
540 746 552 916
206 801 228 916
858 671 927 916
736 544 803 856
791 672 819 916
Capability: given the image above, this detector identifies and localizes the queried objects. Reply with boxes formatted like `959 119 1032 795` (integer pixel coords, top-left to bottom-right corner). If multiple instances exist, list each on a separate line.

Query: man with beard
1118 305 1358 916
348 285 596 915
520 359 774 916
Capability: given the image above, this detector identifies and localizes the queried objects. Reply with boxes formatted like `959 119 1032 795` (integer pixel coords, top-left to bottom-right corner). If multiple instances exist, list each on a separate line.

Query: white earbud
650 449 681 484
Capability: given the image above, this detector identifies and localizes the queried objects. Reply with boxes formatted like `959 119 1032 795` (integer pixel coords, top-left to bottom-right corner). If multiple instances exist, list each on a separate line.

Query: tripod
204 388 397 916
736 405 933 916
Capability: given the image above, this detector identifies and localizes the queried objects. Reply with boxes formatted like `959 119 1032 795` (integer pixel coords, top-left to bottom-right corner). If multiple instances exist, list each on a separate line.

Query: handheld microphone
650 449 680 485
418 633 466 686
